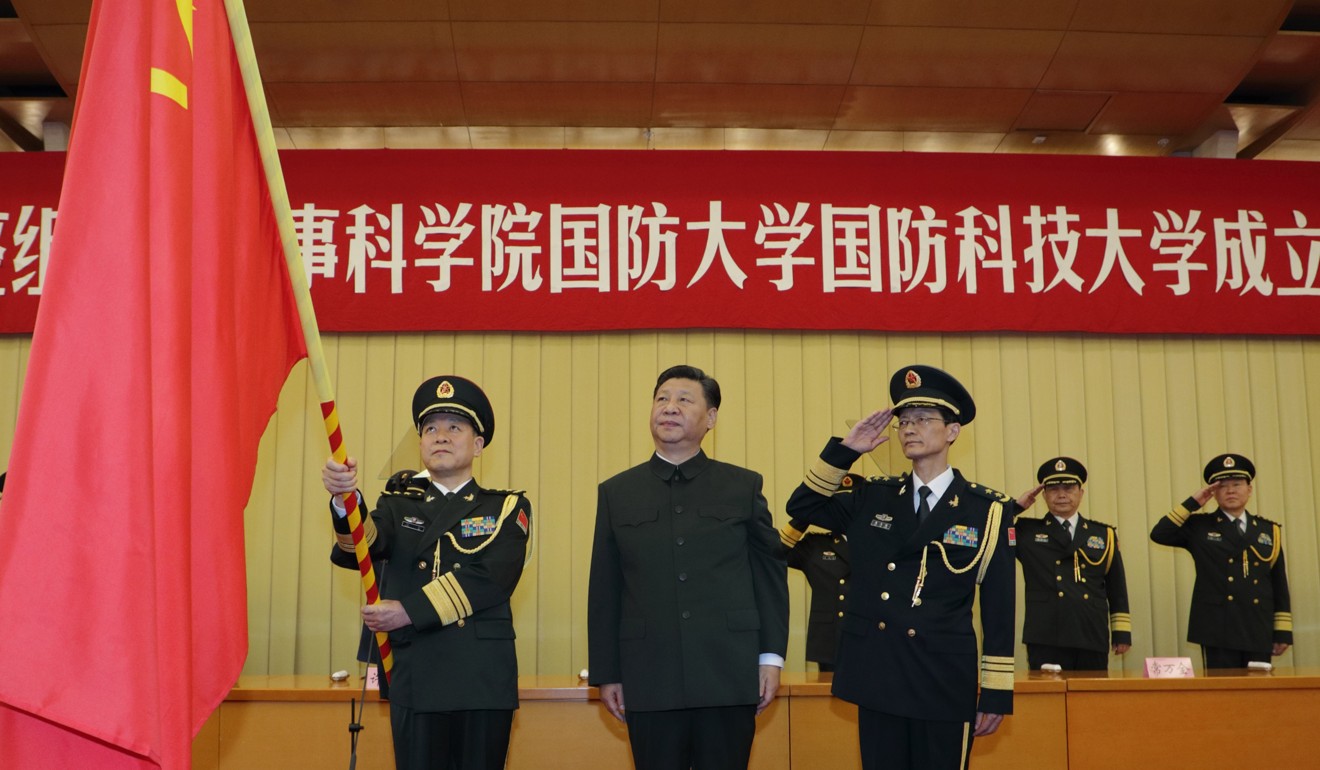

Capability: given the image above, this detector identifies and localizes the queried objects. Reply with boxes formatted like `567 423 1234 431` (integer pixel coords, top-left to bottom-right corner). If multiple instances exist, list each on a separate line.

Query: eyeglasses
890 416 948 431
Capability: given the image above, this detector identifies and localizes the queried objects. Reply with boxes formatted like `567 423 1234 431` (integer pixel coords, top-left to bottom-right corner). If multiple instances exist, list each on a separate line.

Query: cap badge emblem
1055 459 1066 471
1223 456 1235 468
437 380 454 398
905 370 921 389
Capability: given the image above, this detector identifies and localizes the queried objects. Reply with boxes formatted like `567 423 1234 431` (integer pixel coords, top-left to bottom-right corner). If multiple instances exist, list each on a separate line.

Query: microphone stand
348 567 385 770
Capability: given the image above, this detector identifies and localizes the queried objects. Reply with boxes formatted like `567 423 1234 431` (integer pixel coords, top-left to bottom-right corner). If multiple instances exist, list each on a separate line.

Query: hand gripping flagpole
222 0 392 681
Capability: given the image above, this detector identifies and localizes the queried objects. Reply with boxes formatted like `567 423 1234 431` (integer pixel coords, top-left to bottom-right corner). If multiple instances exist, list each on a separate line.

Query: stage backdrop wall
0 331 1317 675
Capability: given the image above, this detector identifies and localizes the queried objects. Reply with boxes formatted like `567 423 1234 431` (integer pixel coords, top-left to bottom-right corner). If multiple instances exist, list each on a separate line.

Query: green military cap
888 365 976 425
1204 453 1254 483
1037 457 1087 486
412 375 495 446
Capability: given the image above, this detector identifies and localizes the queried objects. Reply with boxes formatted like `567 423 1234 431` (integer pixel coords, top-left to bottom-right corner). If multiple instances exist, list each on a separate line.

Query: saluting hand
1191 481 1219 507
842 408 894 454
1015 484 1045 511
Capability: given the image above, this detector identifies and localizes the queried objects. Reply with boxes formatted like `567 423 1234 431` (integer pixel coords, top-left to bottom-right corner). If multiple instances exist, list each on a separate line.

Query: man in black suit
322 375 532 770
588 364 789 770
785 365 1015 770
1150 453 1291 669
1014 457 1131 671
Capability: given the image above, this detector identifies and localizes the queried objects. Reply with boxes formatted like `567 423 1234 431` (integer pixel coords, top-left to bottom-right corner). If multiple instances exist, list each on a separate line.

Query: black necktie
1063 519 1073 540
917 486 932 523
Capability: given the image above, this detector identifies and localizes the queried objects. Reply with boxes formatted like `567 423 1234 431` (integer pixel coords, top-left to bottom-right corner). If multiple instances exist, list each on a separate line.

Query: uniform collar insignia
464 493 475 502
425 495 436 503
949 495 959 508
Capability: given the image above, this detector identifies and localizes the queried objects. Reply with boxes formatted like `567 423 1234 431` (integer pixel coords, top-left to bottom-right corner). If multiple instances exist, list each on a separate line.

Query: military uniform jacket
1014 514 1131 653
785 439 1015 722
330 472 532 712
587 451 790 712
1150 499 1292 652
781 526 851 665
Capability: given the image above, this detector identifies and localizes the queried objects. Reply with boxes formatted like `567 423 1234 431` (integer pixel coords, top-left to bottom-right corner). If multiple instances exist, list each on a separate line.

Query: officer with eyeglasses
1013 457 1132 671
785 365 1015 770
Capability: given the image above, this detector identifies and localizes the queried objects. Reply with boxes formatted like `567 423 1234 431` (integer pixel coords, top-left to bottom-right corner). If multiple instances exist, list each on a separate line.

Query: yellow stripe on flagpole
221 0 393 681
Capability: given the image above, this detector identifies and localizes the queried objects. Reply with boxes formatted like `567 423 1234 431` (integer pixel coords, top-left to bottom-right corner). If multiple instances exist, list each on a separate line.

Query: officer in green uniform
1014 457 1131 670
785 365 1015 770
1150 453 1291 669
322 376 532 770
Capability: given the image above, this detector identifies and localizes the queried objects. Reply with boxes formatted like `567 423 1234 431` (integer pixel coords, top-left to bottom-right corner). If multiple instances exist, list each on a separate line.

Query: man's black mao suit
1015 514 1131 661
784 439 1015 723
1150 500 1291 657
330 471 532 712
588 451 789 712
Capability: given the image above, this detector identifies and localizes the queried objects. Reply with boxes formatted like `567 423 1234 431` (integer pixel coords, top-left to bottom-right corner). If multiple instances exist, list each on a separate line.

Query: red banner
3 149 1318 335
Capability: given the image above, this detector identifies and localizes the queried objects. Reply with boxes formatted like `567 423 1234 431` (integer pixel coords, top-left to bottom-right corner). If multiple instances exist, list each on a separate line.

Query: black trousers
625 705 757 770
1027 643 1108 671
857 706 973 770
389 706 513 770
1201 645 1270 670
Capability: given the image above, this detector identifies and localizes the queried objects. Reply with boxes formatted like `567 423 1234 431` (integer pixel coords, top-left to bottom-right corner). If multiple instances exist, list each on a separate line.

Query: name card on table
1144 657 1195 678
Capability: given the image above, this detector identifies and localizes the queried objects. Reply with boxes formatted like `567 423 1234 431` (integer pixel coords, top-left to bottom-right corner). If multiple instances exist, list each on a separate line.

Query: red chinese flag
0 1 306 768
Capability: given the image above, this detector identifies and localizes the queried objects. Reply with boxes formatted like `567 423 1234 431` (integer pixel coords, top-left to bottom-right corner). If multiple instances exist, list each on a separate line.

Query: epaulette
1254 514 1282 527
383 470 428 499
866 473 907 487
480 487 526 497
1086 518 1117 531
965 482 1012 504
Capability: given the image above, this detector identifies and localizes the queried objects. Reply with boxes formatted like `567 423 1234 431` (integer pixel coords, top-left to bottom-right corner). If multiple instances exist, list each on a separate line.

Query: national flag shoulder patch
516 509 529 535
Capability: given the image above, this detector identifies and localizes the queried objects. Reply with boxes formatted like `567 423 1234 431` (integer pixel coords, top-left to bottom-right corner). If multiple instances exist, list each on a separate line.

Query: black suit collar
650 449 709 481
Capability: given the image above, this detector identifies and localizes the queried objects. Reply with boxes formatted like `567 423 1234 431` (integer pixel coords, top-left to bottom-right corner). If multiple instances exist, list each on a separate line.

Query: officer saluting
1150 453 1291 670
1014 457 1131 670
322 376 532 770
786 365 1015 770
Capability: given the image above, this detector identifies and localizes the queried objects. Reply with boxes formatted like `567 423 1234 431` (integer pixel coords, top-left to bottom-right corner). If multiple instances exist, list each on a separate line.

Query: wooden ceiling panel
1228 104 1302 149
564 127 651 148
655 23 861 84
996 131 1168 156
462 81 653 126
1255 139 1320 161
25 23 84 93
384 126 476 148
245 0 449 23
1089 91 1222 135
902 132 1007 153
851 26 1062 88
1236 33 1320 96
659 0 872 25
1041 32 1266 93
1014 91 1110 131
835 86 1032 132
822 130 905 151
468 126 567 148
284 127 386 149
1068 0 1291 36
0 20 59 87
250 22 457 82
867 0 1077 30
448 0 658 22
652 83 845 129
1285 106 1320 141
266 81 466 127
723 128 829 150
10 0 89 25
452 22 656 82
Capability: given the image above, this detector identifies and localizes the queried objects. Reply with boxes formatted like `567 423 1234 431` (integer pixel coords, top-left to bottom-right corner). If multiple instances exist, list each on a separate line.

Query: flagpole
221 0 393 681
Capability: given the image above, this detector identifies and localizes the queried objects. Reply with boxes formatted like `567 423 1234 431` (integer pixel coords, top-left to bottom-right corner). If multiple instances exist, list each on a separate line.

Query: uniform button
675 505 684 514
676 537 685 546
1254 561 1261 567
1227 595 1234 601
678 573 688 582
1055 560 1062 565
1056 576 1062 581
887 563 896 571
1058 591 1065 598
457 619 466 628
838 594 845 601
1228 577 1234 583
1254 579 1260 585
881 592 890 601
878 622 886 630
907 628 917 637
1080 578 1087 584
1253 598 1260 605
1083 593 1089 600
1229 558 1235 563
913 598 922 606
681 610 691 619
452 563 461 570
418 561 427 570
838 612 845 618
839 579 846 585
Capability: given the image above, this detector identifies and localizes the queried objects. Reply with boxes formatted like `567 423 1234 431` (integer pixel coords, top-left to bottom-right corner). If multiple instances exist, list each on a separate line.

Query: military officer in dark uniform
779 478 859 673
1014 457 1131 670
322 375 532 770
1150 453 1292 669
588 365 789 770
786 365 1015 770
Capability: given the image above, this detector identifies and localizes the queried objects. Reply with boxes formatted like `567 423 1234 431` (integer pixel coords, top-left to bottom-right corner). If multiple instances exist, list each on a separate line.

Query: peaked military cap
1204 453 1254 483
412 375 495 446
1037 456 1087 486
888 365 976 425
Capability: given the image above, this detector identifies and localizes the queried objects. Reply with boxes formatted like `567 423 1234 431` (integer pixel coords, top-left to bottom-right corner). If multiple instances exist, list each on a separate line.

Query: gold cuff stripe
780 523 805 549
804 458 847 496
1166 506 1189 526
1275 612 1293 631
422 581 460 626
335 532 357 552
439 572 473 618
981 669 1015 691
982 655 1015 667
1110 613 1133 632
